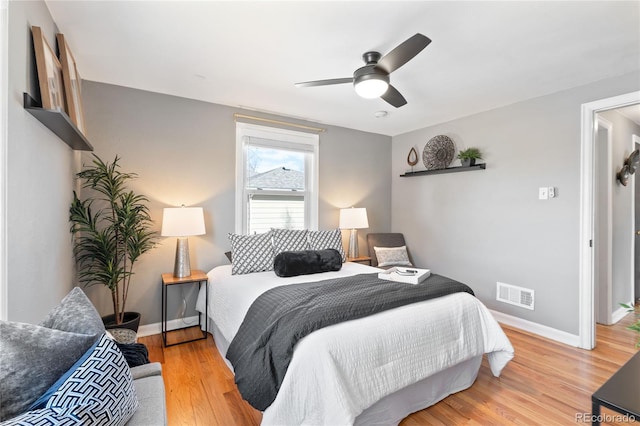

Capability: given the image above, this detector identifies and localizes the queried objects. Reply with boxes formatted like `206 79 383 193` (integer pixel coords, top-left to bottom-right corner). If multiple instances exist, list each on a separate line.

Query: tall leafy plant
69 155 157 324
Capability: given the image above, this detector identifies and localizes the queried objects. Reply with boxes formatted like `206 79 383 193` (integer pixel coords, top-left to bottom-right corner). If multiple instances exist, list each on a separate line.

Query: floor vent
496 282 535 310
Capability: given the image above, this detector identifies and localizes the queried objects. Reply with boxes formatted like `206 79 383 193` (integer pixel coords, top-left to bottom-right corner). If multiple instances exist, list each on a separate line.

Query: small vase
461 158 476 167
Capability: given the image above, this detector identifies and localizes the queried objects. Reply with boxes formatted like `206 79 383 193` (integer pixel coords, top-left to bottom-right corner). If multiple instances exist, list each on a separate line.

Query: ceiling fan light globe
354 78 389 99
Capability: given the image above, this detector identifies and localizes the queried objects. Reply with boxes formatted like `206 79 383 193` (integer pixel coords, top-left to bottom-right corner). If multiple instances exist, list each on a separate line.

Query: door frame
594 115 613 325
632 134 639 302
579 90 640 349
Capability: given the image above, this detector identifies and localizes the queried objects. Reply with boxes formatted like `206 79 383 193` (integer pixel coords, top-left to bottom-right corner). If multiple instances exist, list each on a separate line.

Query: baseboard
490 309 581 347
611 302 633 324
137 315 200 338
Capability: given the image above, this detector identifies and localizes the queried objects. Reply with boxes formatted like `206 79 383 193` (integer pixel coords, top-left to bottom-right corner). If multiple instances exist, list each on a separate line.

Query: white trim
579 91 640 349
234 122 319 234
611 303 633 325
137 315 200 338
490 309 580 347
0 0 7 321
595 116 613 325
633 134 640 301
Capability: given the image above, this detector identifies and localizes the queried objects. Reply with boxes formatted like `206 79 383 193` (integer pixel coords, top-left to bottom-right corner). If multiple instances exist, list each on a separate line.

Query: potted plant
69 154 157 331
457 147 482 167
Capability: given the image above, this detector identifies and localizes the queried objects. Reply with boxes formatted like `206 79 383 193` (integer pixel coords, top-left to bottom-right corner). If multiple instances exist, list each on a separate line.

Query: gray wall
81 81 392 325
7 0 78 323
391 72 640 335
598 109 640 312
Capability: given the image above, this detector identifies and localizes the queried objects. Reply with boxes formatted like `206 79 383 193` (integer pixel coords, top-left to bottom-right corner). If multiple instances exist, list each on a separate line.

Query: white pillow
374 245 412 267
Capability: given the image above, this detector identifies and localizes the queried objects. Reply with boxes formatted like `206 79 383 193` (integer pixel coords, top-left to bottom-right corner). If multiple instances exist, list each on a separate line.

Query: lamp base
173 237 191 278
348 229 359 259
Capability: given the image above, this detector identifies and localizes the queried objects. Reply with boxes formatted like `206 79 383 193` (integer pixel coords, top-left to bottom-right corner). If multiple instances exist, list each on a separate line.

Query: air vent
496 282 534 310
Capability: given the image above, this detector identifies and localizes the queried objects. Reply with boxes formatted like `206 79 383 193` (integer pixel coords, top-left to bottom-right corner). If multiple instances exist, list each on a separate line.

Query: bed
195 260 514 425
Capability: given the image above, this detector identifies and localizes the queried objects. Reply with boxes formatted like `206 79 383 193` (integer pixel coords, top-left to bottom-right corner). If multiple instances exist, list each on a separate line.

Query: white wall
81 81 392 325
0 0 7 321
391 72 640 335
6 0 77 323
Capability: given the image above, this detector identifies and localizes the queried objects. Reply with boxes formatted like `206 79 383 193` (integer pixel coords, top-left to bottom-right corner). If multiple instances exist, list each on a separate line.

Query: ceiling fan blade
381 85 407 108
295 78 353 88
377 33 431 73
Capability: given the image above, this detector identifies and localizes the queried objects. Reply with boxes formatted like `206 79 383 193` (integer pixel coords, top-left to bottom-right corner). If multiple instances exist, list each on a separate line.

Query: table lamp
161 206 206 278
339 207 369 259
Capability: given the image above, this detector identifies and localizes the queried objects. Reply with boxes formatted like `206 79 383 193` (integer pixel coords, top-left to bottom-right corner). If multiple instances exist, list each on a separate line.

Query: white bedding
196 263 514 425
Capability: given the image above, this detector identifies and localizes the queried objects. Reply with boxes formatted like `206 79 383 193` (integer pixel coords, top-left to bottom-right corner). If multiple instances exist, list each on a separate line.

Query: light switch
539 187 548 200
548 187 556 198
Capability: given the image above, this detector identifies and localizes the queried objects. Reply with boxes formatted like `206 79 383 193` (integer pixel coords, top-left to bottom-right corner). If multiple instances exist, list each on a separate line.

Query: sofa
128 363 167 425
0 288 167 425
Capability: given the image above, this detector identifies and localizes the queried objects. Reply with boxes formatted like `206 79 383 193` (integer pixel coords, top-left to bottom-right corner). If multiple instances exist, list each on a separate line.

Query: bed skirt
205 317 482 426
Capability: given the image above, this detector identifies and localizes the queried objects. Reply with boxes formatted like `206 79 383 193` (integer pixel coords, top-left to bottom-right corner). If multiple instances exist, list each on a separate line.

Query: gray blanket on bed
226 272 474 410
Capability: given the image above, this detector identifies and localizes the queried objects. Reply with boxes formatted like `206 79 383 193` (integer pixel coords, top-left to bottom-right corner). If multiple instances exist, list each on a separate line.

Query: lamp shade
339 207 369 229
161 207 206 237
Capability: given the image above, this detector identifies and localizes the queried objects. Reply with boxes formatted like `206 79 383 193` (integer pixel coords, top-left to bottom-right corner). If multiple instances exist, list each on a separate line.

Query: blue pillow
4 334 138 425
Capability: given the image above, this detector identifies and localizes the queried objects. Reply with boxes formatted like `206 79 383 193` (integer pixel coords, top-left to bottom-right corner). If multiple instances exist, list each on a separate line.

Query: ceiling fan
295 33 431 108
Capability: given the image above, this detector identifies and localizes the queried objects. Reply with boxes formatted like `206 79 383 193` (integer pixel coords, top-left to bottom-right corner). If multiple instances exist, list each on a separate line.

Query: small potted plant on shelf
457 147 482 167
69 154 157 331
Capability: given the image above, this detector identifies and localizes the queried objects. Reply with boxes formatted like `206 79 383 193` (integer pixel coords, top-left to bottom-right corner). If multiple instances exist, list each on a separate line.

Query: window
235 123 319 234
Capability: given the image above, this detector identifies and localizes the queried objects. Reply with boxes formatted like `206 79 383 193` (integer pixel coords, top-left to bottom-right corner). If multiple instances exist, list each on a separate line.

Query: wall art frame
56 33 85 134
31 26 65 111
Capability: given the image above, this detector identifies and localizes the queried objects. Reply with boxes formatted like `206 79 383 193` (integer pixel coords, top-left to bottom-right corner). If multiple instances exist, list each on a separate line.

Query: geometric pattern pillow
5 334 138 426
373 245 412 267
228 231 274 275
271 228 309 255
308 229 346 262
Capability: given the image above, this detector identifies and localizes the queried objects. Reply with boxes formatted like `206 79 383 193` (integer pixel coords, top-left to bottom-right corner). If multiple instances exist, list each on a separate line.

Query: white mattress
196 264 514 425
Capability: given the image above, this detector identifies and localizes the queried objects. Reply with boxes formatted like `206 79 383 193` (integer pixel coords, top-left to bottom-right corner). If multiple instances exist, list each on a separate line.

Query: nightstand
347 256 372 266
161 270 208 347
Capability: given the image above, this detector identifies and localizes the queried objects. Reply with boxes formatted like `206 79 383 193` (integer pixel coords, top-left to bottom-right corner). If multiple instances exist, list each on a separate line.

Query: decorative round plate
423 135 455 170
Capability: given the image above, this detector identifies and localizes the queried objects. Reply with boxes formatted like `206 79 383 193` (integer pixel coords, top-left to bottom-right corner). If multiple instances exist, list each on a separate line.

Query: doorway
579 91 640 350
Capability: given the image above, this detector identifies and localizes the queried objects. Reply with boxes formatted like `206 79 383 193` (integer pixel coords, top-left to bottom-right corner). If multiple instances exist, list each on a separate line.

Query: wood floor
139 314 638 425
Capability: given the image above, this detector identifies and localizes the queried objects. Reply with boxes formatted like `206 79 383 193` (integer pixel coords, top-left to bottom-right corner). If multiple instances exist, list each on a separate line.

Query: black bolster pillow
274 249 342 277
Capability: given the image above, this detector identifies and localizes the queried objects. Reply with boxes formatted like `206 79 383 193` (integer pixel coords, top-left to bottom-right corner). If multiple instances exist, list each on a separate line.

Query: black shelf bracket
400 163 486 177
23 93 93 151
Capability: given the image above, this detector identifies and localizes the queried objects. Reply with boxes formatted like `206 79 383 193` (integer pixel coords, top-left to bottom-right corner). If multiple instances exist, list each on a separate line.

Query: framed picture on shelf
31 26 65 111
56 33 85 134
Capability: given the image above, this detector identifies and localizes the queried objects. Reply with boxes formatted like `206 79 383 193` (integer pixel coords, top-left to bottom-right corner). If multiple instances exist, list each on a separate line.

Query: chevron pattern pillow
272 228 309 255
308 229 346 262
5 334 138 426
228 231 275 275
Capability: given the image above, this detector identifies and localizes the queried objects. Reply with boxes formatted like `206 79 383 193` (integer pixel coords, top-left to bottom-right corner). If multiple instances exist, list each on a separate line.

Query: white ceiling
45 1 640 137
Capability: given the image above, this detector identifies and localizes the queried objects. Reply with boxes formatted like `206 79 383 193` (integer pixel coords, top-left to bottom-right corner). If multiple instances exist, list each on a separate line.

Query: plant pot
461 158 476 167
102 312 141 332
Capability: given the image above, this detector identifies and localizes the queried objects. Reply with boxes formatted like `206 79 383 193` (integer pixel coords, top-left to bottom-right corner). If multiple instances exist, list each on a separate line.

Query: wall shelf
400 163 486 177
23 93 93 151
